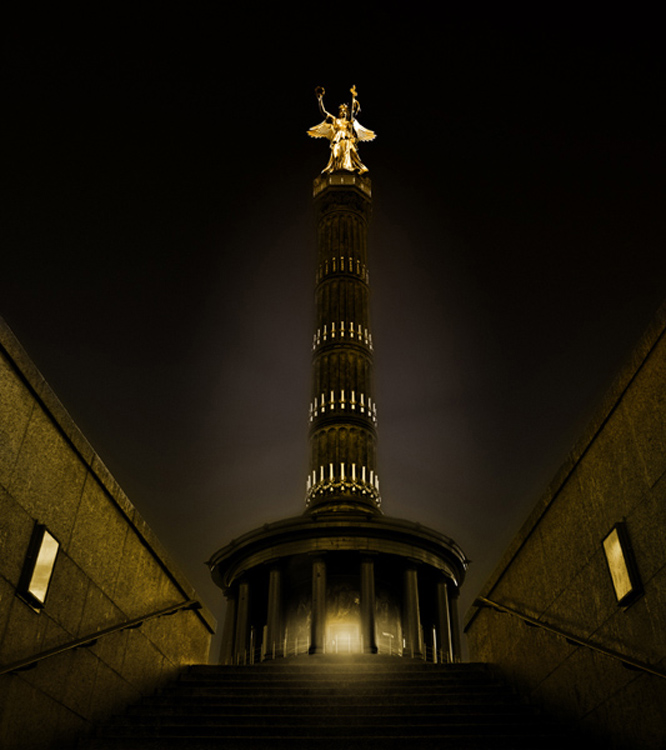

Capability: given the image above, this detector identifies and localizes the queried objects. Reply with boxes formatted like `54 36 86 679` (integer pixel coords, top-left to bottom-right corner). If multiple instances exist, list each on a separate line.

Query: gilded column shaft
307 174 380 513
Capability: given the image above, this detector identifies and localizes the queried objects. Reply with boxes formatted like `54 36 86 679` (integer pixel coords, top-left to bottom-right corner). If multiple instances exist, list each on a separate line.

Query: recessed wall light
18 524 60 611
602 522 641 605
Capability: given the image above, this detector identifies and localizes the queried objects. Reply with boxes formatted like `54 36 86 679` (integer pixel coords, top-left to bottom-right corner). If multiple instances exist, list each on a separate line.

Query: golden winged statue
307 86 376 174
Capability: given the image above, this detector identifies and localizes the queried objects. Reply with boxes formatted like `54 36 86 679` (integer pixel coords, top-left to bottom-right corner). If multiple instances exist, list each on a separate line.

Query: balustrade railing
233 636 452 665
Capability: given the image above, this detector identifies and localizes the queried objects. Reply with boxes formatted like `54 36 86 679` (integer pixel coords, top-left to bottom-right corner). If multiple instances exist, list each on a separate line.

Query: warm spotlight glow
327 622 362 654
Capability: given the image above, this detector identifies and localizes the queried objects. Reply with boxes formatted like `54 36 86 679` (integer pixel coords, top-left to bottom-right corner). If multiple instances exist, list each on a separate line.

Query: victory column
208 88 467 664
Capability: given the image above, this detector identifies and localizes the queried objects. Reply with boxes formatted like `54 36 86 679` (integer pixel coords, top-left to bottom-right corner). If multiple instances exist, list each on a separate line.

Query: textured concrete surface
465 301 666 749
0 317 216 750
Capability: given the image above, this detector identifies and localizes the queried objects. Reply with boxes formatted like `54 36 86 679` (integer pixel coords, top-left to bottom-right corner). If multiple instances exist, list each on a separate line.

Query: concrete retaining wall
0 318 215 749
466 302 666 749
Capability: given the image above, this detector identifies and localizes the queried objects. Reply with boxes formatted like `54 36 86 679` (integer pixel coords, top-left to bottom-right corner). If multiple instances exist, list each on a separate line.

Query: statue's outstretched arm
315 86 332 120
350 85 361 121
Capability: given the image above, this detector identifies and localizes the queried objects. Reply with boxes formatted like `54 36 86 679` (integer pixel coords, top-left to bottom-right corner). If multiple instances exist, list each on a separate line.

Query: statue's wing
353 120 376 142
307 119 335 140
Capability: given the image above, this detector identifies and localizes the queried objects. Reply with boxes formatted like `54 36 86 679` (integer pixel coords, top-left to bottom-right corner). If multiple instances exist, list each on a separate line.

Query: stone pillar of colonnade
402 565 423 659
309 555 327 654
360 555 378 654
264 565 282 660
234 579 251 664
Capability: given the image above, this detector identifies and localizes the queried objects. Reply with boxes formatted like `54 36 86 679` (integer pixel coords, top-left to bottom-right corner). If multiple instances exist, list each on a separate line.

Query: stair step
155 687 508 701
109 714 537 736
128 702 526 716
86 736 560 750
84 660 568 749
104 721 552 738
188 656 489 674
180 668 492 678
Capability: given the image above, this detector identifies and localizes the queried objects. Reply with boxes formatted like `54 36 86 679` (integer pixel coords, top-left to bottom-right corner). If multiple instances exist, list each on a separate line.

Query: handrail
0 599 202 677
474 596 666 681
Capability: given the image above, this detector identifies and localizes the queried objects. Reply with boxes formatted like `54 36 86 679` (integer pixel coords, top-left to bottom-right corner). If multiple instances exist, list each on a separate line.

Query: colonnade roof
207 512 468 592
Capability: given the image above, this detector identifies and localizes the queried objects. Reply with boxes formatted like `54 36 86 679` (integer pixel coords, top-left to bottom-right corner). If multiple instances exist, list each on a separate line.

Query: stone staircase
85 655 568 749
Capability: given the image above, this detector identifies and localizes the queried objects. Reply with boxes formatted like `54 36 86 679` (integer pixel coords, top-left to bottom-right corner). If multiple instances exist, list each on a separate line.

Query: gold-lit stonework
308 86 375 174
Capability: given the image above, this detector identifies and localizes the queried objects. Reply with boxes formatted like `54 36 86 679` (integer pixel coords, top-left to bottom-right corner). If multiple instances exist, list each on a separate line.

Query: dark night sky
2 9 665 656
